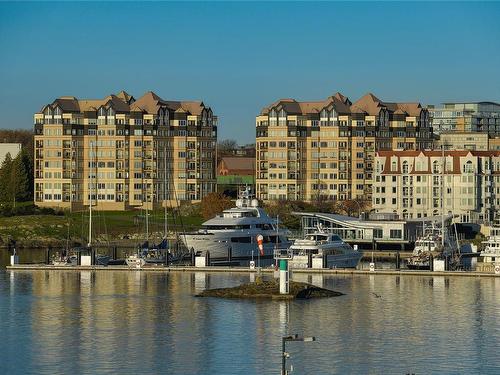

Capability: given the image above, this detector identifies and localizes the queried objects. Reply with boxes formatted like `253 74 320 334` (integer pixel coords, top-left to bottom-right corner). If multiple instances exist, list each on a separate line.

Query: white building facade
372 150 500 224
0 143 22 165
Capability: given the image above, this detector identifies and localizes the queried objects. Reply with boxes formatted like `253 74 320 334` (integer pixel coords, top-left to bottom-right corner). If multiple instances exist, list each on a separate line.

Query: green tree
0 153 13 204
11 149 32 202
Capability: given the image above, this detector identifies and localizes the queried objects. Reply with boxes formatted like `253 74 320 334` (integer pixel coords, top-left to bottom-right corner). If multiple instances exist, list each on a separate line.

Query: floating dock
5 264 500 278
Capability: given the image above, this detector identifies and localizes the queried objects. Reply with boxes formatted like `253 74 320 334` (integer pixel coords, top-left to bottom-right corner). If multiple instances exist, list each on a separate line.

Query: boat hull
182 233 291 260
406 263 431 270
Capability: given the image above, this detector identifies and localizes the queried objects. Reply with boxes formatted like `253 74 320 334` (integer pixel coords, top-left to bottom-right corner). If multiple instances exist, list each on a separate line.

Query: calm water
1 270 499 375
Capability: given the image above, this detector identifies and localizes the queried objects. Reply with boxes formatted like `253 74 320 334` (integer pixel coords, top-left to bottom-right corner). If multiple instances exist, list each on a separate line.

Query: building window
390 229 402 239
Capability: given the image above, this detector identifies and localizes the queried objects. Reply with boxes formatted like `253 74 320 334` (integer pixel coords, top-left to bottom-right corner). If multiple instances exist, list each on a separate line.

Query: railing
274 248 293 259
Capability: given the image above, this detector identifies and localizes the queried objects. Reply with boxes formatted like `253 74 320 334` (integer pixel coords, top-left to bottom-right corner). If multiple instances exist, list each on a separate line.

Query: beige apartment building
255 92 433 201
372 150 500 223
34 91 217 211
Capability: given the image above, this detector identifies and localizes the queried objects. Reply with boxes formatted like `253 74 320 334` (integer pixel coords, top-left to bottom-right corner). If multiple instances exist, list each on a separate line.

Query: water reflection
0 271 499 374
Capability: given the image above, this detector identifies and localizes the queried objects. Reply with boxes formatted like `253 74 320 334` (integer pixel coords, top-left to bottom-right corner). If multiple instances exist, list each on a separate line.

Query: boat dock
6 264 500 278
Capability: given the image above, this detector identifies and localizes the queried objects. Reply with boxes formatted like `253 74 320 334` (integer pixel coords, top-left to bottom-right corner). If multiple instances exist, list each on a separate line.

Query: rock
196 279 344 300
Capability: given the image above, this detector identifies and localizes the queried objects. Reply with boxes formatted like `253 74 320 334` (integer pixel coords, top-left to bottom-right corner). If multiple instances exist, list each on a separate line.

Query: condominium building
429 102 500 135
34 91 217 211
372 150 500 223
255 92 433 201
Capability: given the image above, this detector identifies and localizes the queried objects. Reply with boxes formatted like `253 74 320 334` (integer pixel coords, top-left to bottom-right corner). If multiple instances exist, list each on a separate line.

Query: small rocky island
196 279 344 300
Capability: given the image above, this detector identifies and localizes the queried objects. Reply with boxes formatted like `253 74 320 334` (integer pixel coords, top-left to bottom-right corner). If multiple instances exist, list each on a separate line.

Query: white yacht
181 188 291 263
288 231 362 269
481 227 500 264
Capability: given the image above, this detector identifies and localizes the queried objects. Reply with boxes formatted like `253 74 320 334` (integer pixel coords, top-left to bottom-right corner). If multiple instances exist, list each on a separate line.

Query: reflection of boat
180 187 291 263
288 230 362 269
481 227 500 264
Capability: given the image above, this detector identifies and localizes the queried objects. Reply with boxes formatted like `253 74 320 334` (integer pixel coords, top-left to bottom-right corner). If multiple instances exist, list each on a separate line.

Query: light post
281 334 316 375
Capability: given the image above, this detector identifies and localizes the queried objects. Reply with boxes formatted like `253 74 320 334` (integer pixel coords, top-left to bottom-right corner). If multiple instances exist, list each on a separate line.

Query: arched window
54 106 62 116
391 160 397 171
279 109 286 118
402 161 409 174
463 160 473 173
330 109 337 118
44 106 52 116
98 107 106 117
432 160 440 173
269 109 277 126
107 107 115 116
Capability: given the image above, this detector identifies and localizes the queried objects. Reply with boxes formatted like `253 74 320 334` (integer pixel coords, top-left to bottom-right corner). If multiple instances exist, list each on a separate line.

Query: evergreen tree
0 153 13 204
11 150 31 202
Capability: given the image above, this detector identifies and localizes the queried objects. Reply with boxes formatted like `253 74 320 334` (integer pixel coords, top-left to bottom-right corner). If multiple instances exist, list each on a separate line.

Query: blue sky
0 1 499 144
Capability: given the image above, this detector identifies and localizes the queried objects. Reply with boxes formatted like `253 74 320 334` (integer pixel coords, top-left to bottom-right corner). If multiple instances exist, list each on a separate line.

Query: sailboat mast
441 144 445 248
145 184 149 243
89 141 93 247
164 145 168 239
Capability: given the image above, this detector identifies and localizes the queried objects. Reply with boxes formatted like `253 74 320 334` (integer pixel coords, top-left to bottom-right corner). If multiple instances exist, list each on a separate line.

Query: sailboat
126 146 169 267
52 141 110 266
406 146 461 270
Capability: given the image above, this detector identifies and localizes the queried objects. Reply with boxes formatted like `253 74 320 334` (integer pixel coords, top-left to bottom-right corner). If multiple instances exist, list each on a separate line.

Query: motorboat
181 187 291 264
406 231 441 270
481 227 500 264
287 230 362 269
125 239 169 267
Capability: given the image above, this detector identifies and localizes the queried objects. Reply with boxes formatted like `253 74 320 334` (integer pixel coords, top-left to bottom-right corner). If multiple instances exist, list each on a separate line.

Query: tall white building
372 150 500 224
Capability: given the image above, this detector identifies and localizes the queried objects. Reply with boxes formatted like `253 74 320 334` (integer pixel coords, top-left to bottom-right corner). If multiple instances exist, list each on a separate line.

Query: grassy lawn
0 207 204 245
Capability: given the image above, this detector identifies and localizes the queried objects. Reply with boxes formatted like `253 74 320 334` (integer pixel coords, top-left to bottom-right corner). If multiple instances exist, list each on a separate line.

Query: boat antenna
88 140 93 248
276 214 279 250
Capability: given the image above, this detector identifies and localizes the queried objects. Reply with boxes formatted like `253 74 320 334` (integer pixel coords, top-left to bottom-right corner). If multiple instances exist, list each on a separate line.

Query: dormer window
54 107 62 116
270 109 277 118
98 107 106 117
107 107 115 116
432 160 440 173
279 109 286 118
330 109 337 118
44 106 53 116
320 109 328 119
402 161 409 174
463 160 473 174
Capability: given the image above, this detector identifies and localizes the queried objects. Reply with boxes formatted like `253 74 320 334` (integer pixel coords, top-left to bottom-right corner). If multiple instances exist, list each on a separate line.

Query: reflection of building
217 157 255 186
255 92 433 202
429 102 500 135
0 143 21 164
372 150 500 224
34 91 217 210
